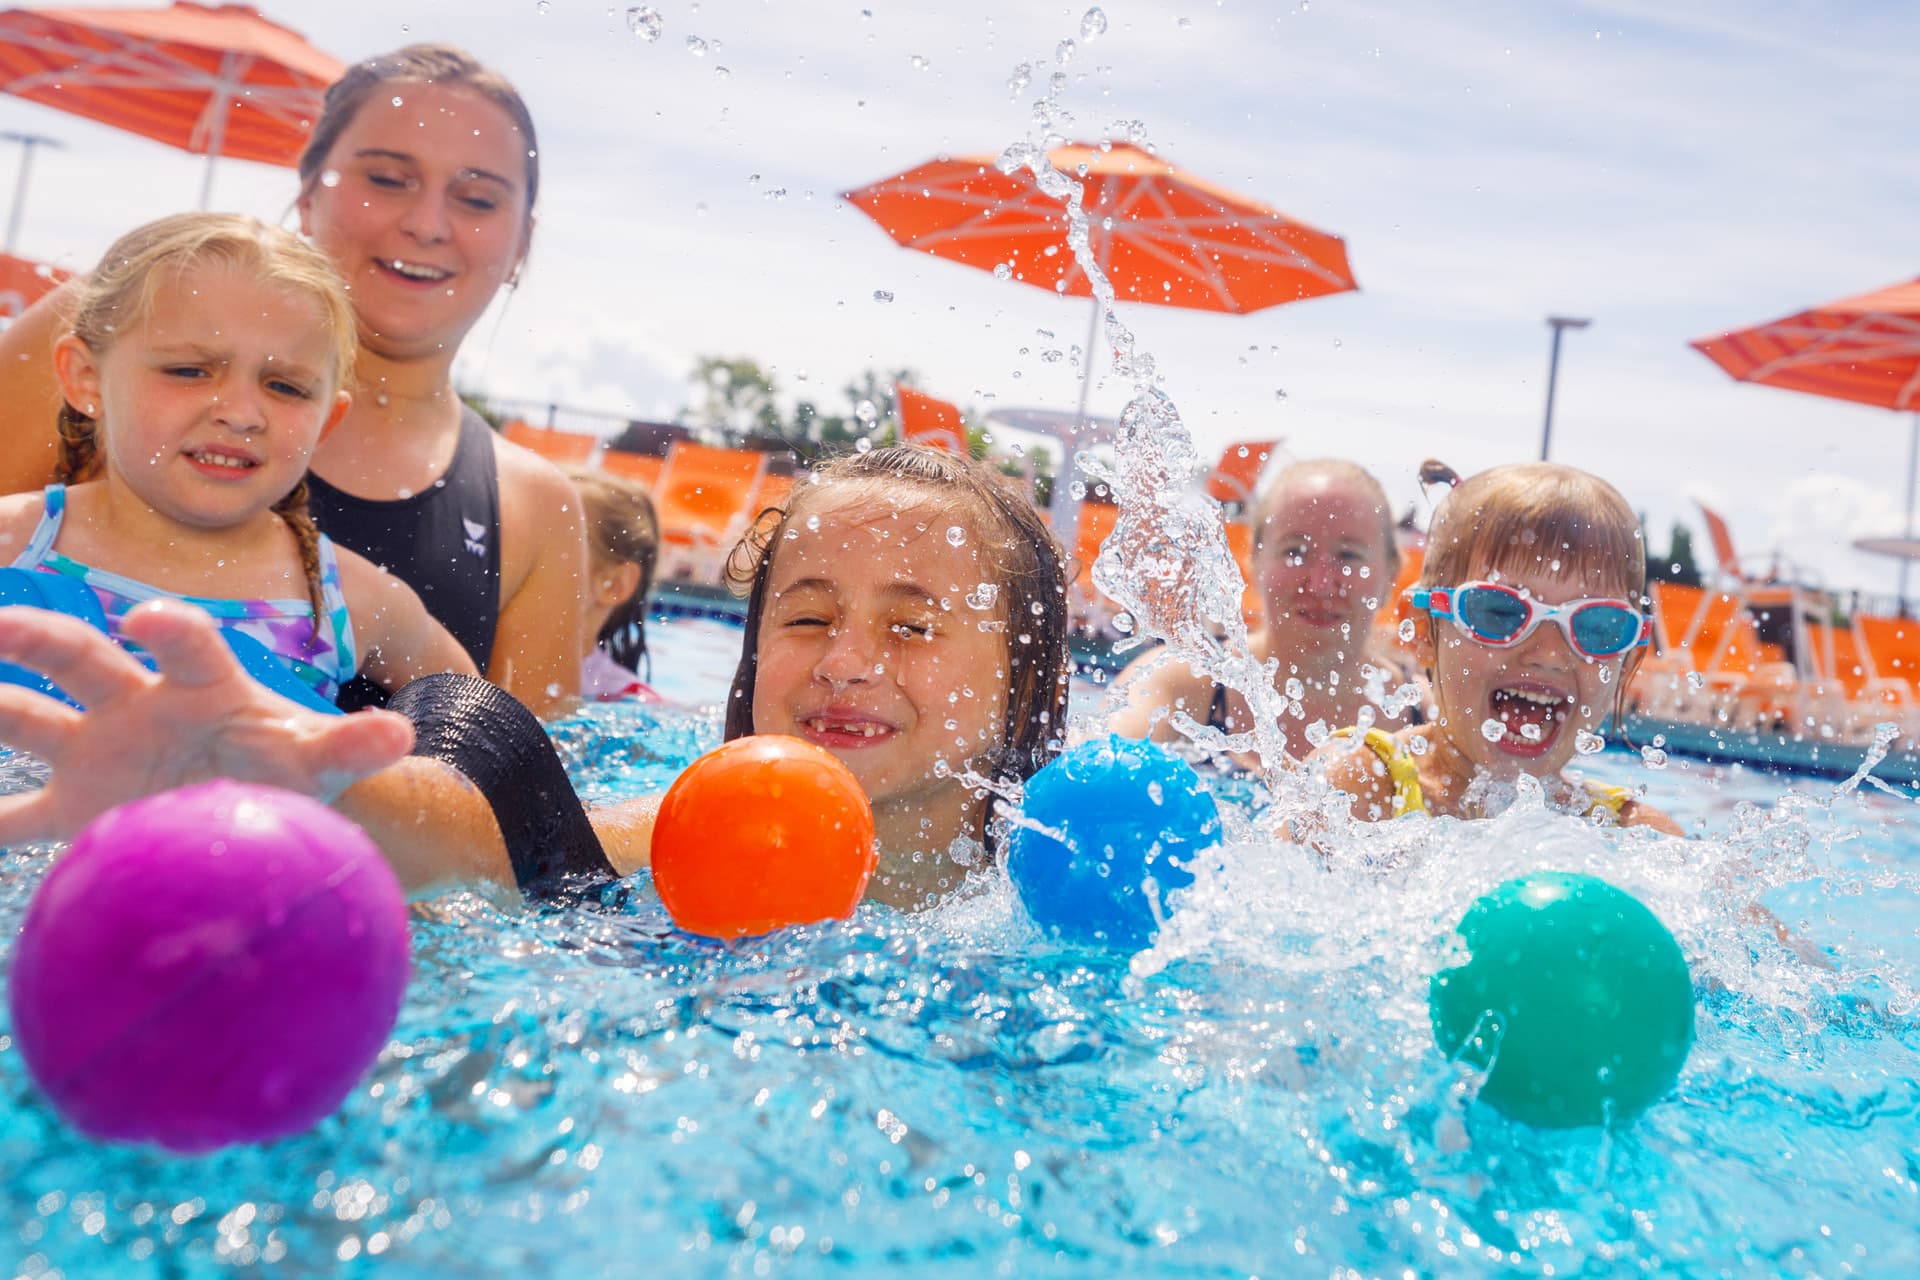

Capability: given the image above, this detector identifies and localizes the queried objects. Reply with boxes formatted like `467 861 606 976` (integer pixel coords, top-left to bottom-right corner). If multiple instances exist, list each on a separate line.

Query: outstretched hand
0 600 415 845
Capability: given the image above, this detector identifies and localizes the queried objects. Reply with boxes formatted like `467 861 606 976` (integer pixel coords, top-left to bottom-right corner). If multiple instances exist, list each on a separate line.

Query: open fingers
0 788 60 847
0 683 80 761
0 606 152 709
307 710 416 797
117 599 263 695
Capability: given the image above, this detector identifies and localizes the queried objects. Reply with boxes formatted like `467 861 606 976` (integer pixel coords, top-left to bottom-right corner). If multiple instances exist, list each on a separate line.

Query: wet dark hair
570 469 659 674
298 44 539 219
722 446 1071 808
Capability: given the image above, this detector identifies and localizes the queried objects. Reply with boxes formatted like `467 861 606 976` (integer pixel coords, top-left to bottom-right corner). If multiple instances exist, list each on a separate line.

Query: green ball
1429 871 1695 1129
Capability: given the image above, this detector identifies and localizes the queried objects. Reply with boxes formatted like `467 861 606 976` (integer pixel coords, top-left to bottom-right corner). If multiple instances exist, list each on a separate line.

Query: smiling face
748 492 1012 848
1253 470 1394 669
54 260 348 531
297 81 531 363
1416 560 1634 781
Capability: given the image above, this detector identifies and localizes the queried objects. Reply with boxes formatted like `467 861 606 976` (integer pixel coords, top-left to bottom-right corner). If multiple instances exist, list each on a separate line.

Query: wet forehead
333 82 527 181
137 263 332 359
1262 476 1383 542
771 495 992 597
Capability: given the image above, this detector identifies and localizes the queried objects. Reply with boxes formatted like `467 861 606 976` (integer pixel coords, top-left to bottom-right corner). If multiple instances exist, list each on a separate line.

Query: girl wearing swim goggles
1313 461 1679 832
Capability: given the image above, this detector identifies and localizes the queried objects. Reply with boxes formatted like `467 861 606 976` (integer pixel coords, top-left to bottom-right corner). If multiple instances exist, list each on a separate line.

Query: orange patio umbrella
0 2 342 208
0 247 65 318
845 140 1354 545
843 140 1356 318
1692 276 1920 599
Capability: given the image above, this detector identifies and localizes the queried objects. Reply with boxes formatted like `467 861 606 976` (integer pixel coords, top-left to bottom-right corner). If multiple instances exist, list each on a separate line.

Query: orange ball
651 735 878 939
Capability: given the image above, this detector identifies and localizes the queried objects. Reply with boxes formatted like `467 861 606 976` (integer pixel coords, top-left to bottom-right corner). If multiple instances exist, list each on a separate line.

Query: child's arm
1308 735 1402 823
1618 797 1683 835
335 550 479 692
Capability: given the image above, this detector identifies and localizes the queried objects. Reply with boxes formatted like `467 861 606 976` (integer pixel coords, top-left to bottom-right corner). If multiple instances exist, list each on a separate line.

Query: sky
2 0 1916 596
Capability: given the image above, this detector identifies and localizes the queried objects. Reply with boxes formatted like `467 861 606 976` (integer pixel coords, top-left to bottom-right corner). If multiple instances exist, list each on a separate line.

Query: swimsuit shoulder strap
314 532 357 680
12 483 67 569
1581 780 1633 819
1331 725 1427 816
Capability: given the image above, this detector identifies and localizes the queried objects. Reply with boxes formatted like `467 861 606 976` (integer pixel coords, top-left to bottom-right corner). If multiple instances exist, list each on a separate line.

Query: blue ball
1008 735 1222 950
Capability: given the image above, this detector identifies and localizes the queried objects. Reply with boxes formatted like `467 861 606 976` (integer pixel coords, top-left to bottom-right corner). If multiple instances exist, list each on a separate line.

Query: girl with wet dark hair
0 448 1074 911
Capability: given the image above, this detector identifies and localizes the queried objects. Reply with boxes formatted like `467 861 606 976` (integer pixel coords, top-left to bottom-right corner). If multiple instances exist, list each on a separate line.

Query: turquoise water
0 615 1916 1276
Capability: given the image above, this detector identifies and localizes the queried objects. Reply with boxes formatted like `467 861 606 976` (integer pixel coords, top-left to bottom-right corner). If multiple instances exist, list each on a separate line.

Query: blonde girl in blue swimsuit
0 213 474 705
1313 461 1680 833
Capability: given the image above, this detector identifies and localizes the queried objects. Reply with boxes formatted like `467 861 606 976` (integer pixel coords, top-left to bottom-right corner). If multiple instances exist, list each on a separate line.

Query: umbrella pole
1903 414 1919 617
197 54 242 210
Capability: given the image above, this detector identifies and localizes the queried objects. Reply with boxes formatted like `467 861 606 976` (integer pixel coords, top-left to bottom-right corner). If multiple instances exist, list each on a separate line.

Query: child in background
0 213 474 706
1313 460 1680 833
569 468 661 702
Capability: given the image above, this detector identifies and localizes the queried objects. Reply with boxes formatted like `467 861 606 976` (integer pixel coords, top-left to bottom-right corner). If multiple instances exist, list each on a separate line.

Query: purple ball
8 780 410 1152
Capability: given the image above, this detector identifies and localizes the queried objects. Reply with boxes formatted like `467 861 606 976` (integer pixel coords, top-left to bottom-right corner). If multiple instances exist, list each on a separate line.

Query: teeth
807 718 886 738
191 450 253 469
389 259 451 281
1499 687 1566 708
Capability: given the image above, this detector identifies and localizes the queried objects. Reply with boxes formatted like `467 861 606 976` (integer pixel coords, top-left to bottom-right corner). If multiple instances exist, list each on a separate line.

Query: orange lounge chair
652 443 767 582
502 419 598 467
599 449 665 490
1203 440 1280 513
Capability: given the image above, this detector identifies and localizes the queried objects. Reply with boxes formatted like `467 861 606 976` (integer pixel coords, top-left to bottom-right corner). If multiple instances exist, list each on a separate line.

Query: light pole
1 130 63 254
1539 315 1591 462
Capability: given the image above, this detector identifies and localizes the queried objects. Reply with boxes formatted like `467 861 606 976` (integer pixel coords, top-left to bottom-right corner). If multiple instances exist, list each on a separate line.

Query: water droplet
1519 722 1543 742
946 526 967 547
1080 7 1108 40
1274 389 1289 401
805 514 821 531
966 583 998 610
873 289 894 304
1398 618 1417 643
855 436 874 454
390 95 405 107
1007 63 1032 96
1640 742 1669 769
1055 38 1077 64
1597 665 1614 684
1285 677 1305 700
1481 718 1507 743
319 168 341 188
534 0 549 14
993 262 1013 281
1575 729 1605 755
1304 719 1332 747
626 6 662 40
1685 670 1704 692
1111 612 1135 635
686 35 708 56
909 54 929 70
854 399 878 424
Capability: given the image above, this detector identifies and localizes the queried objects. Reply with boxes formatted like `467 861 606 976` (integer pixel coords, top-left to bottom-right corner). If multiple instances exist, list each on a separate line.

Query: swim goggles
1409 581 1650 660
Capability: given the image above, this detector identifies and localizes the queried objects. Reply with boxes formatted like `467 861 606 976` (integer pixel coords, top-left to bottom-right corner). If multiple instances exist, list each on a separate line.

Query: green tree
687 356 781 440
1647 519 1703 586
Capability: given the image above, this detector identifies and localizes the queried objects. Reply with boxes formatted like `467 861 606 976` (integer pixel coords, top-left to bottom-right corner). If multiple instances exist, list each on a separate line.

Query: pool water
0 614 1916 1277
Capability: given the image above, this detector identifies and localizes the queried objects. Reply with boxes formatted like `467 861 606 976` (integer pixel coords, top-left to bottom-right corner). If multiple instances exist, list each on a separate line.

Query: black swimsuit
307 405 503 709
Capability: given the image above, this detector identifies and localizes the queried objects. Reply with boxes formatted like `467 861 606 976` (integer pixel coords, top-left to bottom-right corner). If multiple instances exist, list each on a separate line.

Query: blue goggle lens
1570 604 1642 655
1455 588 1530 641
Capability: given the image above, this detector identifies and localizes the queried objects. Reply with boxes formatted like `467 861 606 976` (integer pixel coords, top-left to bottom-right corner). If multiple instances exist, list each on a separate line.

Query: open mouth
1486 684 1569 756
378 258 454 285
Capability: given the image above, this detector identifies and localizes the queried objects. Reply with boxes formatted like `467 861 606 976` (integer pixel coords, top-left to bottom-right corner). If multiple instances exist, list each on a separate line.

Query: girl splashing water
0 446 1069 906
0 213 473 707
1314 461 1679 833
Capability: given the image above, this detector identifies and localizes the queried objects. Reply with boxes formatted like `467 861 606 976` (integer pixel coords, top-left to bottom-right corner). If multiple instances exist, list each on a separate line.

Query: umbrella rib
1137 183 1242 307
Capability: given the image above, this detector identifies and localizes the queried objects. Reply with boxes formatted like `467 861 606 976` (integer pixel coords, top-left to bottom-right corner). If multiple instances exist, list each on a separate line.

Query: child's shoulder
0 487 51 563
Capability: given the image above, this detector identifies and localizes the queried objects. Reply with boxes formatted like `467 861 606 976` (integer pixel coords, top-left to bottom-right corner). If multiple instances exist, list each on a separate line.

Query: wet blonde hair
56 212 357 634
1419 460 1648 719
1253 457 1401 584
569 468 659 673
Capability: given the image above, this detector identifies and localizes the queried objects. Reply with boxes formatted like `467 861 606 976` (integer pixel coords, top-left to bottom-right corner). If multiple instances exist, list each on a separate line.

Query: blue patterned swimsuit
11 484 359 704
